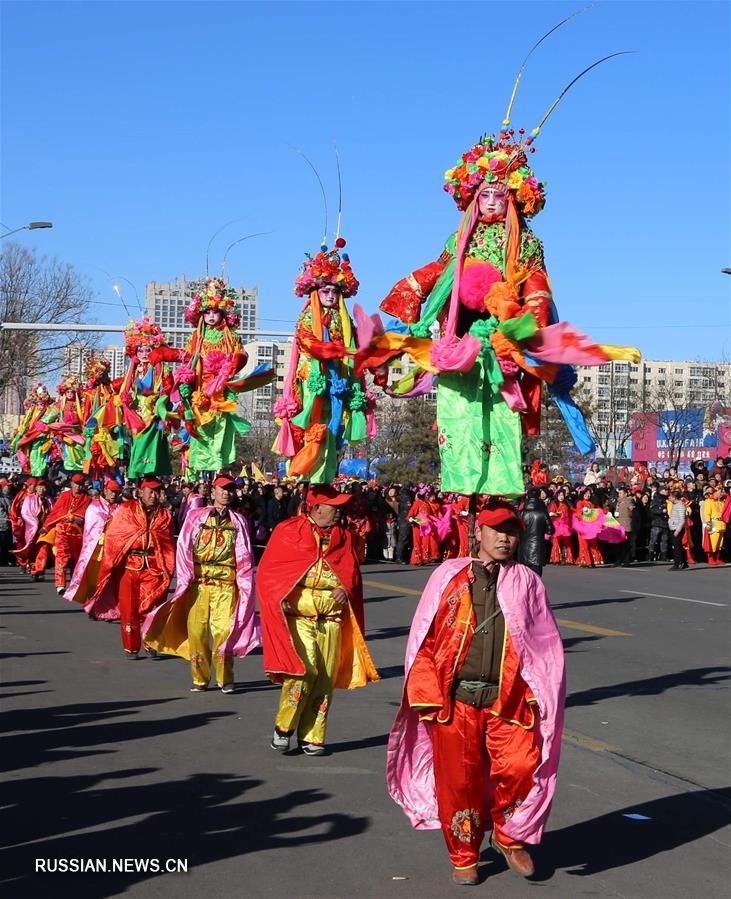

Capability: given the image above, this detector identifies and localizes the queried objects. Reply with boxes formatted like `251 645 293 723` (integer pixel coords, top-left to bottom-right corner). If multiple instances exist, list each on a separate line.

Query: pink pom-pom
458 262 503 312
175 364 196 385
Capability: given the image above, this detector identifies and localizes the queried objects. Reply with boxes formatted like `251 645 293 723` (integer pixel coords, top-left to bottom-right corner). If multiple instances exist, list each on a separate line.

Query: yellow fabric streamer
598 344 642 364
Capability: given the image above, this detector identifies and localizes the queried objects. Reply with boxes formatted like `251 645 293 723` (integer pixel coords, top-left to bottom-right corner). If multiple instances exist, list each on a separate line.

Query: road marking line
562 728 620 753
555 618 631 637
363 579 422 596
620 589 726 608
364 580 631 636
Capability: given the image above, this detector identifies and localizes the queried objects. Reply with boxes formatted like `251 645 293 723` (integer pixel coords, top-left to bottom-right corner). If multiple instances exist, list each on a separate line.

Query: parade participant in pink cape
387 521 565 881
66 479 123 620
142 478 260 689
13 483 52 579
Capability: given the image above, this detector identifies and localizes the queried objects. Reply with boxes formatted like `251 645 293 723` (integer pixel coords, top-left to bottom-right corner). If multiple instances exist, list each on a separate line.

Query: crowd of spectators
1 456 729 572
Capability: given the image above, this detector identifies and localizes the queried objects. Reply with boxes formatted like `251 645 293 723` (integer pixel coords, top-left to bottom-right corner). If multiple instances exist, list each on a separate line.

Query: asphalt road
1 558 730 899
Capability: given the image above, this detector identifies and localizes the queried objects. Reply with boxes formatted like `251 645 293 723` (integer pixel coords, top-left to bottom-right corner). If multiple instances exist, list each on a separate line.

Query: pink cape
386 557 565 845
142 505 261 658
65 498 120 620
15 495 51 553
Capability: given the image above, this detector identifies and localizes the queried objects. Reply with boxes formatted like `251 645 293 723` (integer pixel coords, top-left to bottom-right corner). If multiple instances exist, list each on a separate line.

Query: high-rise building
102 345 128 380
239 339 294 425
145 276 258 348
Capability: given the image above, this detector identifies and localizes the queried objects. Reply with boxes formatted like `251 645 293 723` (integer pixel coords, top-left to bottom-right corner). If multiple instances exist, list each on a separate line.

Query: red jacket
407 565 536 728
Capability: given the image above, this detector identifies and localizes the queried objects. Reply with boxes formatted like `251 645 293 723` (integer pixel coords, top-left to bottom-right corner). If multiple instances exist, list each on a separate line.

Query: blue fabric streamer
548 364 595 455
385 316 409 335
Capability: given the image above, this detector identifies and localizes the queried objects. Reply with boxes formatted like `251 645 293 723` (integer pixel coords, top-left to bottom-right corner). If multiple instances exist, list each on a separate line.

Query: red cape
257 516 365 680
44 490 92 531
89 500 175 614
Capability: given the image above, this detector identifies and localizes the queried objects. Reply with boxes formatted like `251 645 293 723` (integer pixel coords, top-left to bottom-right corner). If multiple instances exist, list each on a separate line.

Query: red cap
212 475 236 489
0 478 8 487
476 501 524 530
139 477 164 490
35 479 48 487
70 473 86 484
26 478 37 487
306 485 352 508
104 478 122 493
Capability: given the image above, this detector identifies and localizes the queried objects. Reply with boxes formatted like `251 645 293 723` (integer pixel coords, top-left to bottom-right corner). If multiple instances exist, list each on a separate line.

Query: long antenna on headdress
502 3 595 128
531 51 634 136
334 142 343 242
220 231 275 275
291 146 329 246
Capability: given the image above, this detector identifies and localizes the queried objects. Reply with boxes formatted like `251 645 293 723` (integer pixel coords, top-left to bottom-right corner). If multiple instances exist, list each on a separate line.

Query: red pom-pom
335 237 346 248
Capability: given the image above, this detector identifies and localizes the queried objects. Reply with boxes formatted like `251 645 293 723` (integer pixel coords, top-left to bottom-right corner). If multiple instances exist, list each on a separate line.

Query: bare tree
523 386 595 474
0 242 95 408
374 396 439 484
639 383 703 468
579 371 641 465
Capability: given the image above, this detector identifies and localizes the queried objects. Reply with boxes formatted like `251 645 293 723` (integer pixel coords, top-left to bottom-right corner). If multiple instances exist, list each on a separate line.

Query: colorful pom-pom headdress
124 317 169 357
294 239 359 298
82 357 111 388
444 134 546 216
184 277 240 329
23 383 52 410
57 374 82 394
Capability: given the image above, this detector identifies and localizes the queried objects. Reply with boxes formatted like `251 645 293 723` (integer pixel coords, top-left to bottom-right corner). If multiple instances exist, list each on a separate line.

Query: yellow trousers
275 616 341 746
186 580 236 688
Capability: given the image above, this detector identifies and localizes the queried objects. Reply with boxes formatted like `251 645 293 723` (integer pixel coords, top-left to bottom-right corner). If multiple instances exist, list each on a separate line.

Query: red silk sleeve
406 625 442 718
522 270 552 329
230 351 247 376
380 259 448 324
149 346 187 366
297 329 347 360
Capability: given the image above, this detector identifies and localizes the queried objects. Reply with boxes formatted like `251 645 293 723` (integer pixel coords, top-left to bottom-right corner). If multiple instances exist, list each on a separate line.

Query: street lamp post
0 222 53 239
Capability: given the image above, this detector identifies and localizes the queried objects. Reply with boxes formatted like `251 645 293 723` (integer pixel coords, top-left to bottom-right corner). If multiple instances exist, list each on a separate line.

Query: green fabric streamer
409 257 455 337
292 369 327 429
468 318 504 394
499 312 537 343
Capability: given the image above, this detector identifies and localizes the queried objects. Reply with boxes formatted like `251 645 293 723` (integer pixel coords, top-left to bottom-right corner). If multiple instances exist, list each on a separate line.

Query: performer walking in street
258 485 379 755
143 475 260 692
387 500 565 885
87 477 175 658
38 473 92 594
13 479 52 580
65 478 122 617
10 477 36 574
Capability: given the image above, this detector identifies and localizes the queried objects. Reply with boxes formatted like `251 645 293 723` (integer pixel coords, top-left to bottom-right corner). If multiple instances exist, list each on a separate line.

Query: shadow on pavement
567 666 731 708
334 733 389 753
553 595 640 611
365 625 411 643
1 770 369 897
531 786 731 878
562 635 603 653
1 697 237 772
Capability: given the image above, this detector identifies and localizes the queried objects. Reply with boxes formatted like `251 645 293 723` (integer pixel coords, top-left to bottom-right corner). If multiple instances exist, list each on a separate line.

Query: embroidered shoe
270 730 291 752
219 684 235 694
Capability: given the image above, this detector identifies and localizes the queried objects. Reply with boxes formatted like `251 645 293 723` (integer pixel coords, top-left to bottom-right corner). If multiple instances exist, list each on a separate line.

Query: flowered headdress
23 383 52 410
185 277 240 329
57 374 82 394
124 317 168 357
82 357 111 388
294 239 359 298
444 133 546 216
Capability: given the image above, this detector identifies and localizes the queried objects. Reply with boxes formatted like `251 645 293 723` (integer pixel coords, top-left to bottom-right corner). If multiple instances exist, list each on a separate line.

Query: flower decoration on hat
124 317 169 357
184 277 240 329
294 239 359 298
82 357 112 388
23 383 52 410
57 374 82 394
444 132 546 216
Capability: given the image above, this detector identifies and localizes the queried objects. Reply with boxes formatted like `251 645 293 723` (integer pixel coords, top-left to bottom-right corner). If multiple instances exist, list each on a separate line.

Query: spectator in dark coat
265 485 289 535
517 489 555 576
395 483 415 564
648 486 670 561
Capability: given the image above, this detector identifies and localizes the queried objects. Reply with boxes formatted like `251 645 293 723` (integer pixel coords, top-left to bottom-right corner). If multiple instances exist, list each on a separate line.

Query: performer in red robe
88 476 175 658
258 485 379 754
13 480 52 580
10 478 35 573
37 473 92 594
408 492 441 565
548 489 574 564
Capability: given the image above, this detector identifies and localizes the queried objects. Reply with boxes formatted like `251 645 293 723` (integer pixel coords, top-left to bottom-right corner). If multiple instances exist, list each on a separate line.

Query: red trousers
118 565 164 653
575 536 602 567
54 524 83 588
410 528 439 565
431 701 540 868
29 542 50 577
550 536 574 565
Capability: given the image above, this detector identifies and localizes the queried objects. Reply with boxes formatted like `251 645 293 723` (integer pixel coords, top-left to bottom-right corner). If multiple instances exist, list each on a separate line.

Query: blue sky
2 0 729 361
